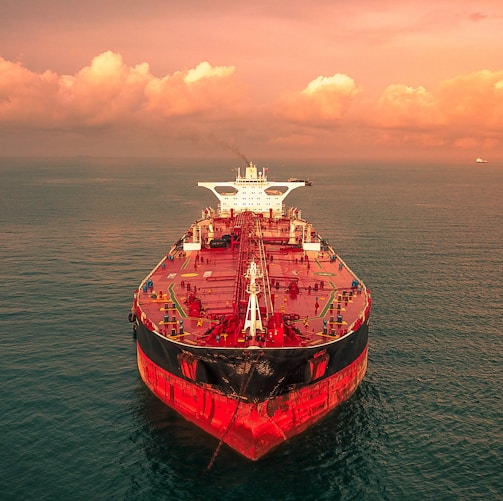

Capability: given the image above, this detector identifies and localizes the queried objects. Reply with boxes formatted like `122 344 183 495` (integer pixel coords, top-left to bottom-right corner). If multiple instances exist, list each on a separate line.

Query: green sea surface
1 157 501 500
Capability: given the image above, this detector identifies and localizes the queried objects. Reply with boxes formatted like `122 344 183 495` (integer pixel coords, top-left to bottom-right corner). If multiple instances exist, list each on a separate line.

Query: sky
1 0 503 162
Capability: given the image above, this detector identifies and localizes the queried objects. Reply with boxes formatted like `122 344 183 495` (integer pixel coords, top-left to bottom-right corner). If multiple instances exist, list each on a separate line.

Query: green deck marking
319 282 337 317
168 283 186 318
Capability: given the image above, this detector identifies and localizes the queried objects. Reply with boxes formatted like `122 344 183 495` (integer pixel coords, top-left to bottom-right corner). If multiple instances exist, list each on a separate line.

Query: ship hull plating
136 320 368 460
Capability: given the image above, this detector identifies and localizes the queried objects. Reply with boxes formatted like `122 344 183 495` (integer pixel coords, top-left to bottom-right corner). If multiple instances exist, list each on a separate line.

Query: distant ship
475 158 488 163
288 177 313 186
129 162 371 460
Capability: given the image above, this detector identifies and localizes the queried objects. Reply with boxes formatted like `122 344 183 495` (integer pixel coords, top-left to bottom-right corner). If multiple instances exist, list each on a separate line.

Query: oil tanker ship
129 162 371 460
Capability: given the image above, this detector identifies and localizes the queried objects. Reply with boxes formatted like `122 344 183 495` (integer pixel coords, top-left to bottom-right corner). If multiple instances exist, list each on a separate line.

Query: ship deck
134 211 370 350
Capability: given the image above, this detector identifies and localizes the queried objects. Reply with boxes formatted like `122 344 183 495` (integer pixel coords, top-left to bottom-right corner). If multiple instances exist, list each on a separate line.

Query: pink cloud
0 51 243 129
371 70 503 151
0 51 502 159
276 73 361 124
375 70 503 132
375 84 439 128
58 51 151 126
0 58 59 123
436 70 503 129
145 61 243 118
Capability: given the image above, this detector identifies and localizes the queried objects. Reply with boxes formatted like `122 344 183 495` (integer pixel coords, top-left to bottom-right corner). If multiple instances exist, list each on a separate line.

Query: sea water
1 157 501 500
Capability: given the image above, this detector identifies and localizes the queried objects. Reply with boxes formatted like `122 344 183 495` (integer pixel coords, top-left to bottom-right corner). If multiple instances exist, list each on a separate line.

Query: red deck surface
134 213 370 349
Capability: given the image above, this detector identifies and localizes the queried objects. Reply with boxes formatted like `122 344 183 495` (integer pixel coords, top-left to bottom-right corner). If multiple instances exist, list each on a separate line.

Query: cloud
468 12 487 22
373 70 503 150
0 51 241 129
145 61 240 118
376 70 503 131
375 84 439 128
184 61 235 84
0 58 60 124
276 73 361 124
1 51 502 158
270 68 503 155
58 51 152 126
436 70 503 128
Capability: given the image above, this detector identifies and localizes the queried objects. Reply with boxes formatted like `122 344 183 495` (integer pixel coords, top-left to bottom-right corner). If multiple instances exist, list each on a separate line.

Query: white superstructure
198 163 305 217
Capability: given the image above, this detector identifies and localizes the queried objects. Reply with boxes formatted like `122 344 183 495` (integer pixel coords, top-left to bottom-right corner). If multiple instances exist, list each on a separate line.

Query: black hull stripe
136 321 368 401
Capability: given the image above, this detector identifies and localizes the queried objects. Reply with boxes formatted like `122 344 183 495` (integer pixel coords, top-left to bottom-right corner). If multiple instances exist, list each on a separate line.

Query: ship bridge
198 162 305 217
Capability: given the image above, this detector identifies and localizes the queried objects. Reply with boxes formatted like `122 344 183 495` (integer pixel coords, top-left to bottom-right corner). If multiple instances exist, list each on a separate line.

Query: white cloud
184 61 235 84
277 73 360 123
302 74 358 97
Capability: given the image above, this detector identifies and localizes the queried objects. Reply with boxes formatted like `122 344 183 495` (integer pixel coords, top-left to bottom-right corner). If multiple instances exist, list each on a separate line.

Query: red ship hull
137 335 368 460
129 163 372 461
